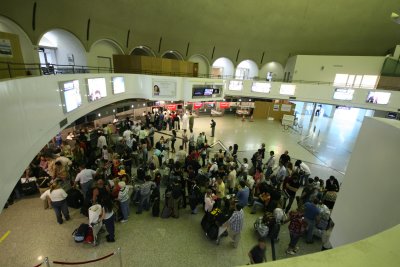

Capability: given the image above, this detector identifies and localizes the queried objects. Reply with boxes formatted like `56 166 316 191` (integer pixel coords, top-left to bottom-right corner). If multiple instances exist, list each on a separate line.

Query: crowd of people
8 109 340 264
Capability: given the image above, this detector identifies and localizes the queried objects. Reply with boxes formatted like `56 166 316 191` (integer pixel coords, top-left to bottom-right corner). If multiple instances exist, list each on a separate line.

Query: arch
259 61 284 81
0 15 37 65
88 39 124 71
130 45 156 57
38 29 87 66
188 54 211 77
90 38 124 54
211 57 235 78
235 59 259 79
161 50 184 60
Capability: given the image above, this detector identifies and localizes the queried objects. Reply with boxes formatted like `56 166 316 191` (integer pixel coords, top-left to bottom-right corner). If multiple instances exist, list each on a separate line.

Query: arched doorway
212 57 234 78
161 50 184 60
188 54 210 77
235 59 259 79
88 39 124 72
38 29 87 73
259 61 284 81
130 46 156 57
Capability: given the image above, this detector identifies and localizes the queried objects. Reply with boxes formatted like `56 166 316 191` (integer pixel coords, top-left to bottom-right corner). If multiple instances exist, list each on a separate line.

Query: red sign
219 102 230 109
166 104 177 111
193 103 203 109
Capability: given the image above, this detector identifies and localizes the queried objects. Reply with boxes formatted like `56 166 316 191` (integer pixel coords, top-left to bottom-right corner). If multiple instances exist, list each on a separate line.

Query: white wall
188 54 210 76
236 60 259 79
39 29 87 66
292 55 385 83
330 118 400 247
260 61 284 81
283 57 297 81
212 57 235 77
87 39 123 68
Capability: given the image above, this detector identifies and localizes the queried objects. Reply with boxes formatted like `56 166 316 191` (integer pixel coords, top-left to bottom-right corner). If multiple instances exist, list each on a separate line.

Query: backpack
254 216 269 238
72 223 89 243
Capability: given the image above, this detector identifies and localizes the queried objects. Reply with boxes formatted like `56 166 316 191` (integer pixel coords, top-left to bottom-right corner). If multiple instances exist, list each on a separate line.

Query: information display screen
333 88 354 101
204 88 214 96
59 80 82 113
193 88 205 96
228 80 243 91
251 82 271 93
192 85 222 97
87 78 107 101
366 91 391 105
112 77 125 94
279 84 296 95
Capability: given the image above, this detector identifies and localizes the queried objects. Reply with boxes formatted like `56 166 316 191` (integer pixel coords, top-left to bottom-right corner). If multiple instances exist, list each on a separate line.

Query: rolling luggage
67 188 84 209
72 223 89 243
201 208 224 240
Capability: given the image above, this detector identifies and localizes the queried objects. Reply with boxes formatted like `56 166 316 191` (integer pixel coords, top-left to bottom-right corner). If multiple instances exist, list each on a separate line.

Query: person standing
210 119 216 137
294 160 311 186
248 238 267 264
283 207 305 255
303 198 321 244
189 112 194 131
97 133 107 150
74 164 96 199
188 129 195 154
46 180 70 224
171 130 177 153
148 124 155 148
182 112 189 130
216 204 244 248
265 151 276 177
283 174 301 213
182 129 188 150
118 181 130 223
100 195 115 242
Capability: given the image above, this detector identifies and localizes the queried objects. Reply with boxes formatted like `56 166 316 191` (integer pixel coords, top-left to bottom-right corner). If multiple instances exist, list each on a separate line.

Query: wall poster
152 80 177 97
0 39 13 57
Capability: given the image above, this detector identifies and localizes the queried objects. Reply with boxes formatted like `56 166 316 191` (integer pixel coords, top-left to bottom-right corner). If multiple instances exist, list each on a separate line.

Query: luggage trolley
88 204 103 246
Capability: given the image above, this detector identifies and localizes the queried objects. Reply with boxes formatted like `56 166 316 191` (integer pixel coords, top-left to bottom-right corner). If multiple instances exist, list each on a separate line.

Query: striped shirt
227 209 244 233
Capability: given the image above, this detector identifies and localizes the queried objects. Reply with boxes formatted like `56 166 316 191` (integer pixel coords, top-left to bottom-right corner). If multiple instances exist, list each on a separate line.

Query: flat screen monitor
112 77 125 94
228 81 243 91
193 88 205 96
366 91 391 105
252 82 271 93
333 88 354 101
204 88 214 96
213 88 220 94
87 78 107 101
59 80 82 113
279 84 296 95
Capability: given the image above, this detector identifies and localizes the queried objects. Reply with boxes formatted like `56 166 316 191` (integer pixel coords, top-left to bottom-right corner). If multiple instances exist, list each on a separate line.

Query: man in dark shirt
283 174 301 213
248 238 267 264
279 150 291 166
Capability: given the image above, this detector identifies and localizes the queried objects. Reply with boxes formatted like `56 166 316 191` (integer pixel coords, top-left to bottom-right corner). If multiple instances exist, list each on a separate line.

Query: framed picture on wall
152 80 177 97
0 39 13 58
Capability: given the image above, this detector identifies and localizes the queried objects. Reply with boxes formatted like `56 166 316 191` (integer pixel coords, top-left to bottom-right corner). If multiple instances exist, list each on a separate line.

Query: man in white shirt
175 145 187 165
227 166 237 194
97 133 107 149
74 165 96 198
274 161 287 189
123 128 132 141
265 151 276 177
208 159 218 177
295 160 311 186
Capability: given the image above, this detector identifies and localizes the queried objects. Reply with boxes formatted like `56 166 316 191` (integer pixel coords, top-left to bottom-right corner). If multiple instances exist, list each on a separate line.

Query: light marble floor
0 114 362 266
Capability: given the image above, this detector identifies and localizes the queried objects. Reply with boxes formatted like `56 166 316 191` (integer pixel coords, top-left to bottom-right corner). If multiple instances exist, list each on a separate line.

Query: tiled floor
0 114 361 266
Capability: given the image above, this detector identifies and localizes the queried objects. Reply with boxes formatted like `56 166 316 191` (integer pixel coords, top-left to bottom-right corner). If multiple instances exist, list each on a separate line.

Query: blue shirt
304 202 320 220
236 187 250 207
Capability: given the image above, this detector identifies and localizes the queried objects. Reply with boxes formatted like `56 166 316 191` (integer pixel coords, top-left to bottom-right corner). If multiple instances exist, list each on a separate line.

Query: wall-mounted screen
204 88 214 96
59 80 82 113
333 88 354 101
87 78 107 101
252 82 271 93
366 91 391 105
112 77 125 94
153 80 177 97
279 84 296 95
192 85 222 97
228 80 243 91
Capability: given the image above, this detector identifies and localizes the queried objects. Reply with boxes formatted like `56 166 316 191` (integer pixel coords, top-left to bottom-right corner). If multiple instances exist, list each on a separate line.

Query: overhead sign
219 102 230 109
193 103 203 109
166 104 177 110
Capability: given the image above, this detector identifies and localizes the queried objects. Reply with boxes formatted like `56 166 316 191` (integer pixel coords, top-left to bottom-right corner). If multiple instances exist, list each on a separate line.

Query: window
360 75 378 89
333 74 379 89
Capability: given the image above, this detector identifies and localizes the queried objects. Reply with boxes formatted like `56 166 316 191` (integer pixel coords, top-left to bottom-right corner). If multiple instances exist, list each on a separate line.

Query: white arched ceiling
0 15 37 65
212 57 234 77
130 46 156 57
188 54 210 76
259 61 284 80
236 59 259 79
39 29 87 66
161 50 184 60
87 39 124 70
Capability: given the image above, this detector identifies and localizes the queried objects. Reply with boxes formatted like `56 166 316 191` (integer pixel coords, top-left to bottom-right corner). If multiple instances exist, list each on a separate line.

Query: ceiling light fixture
391 12 400 24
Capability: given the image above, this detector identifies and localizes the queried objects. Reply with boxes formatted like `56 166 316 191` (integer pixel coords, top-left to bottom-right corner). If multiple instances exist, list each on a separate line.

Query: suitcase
67 188 84 209
21 180 39 195
72 223 89 243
